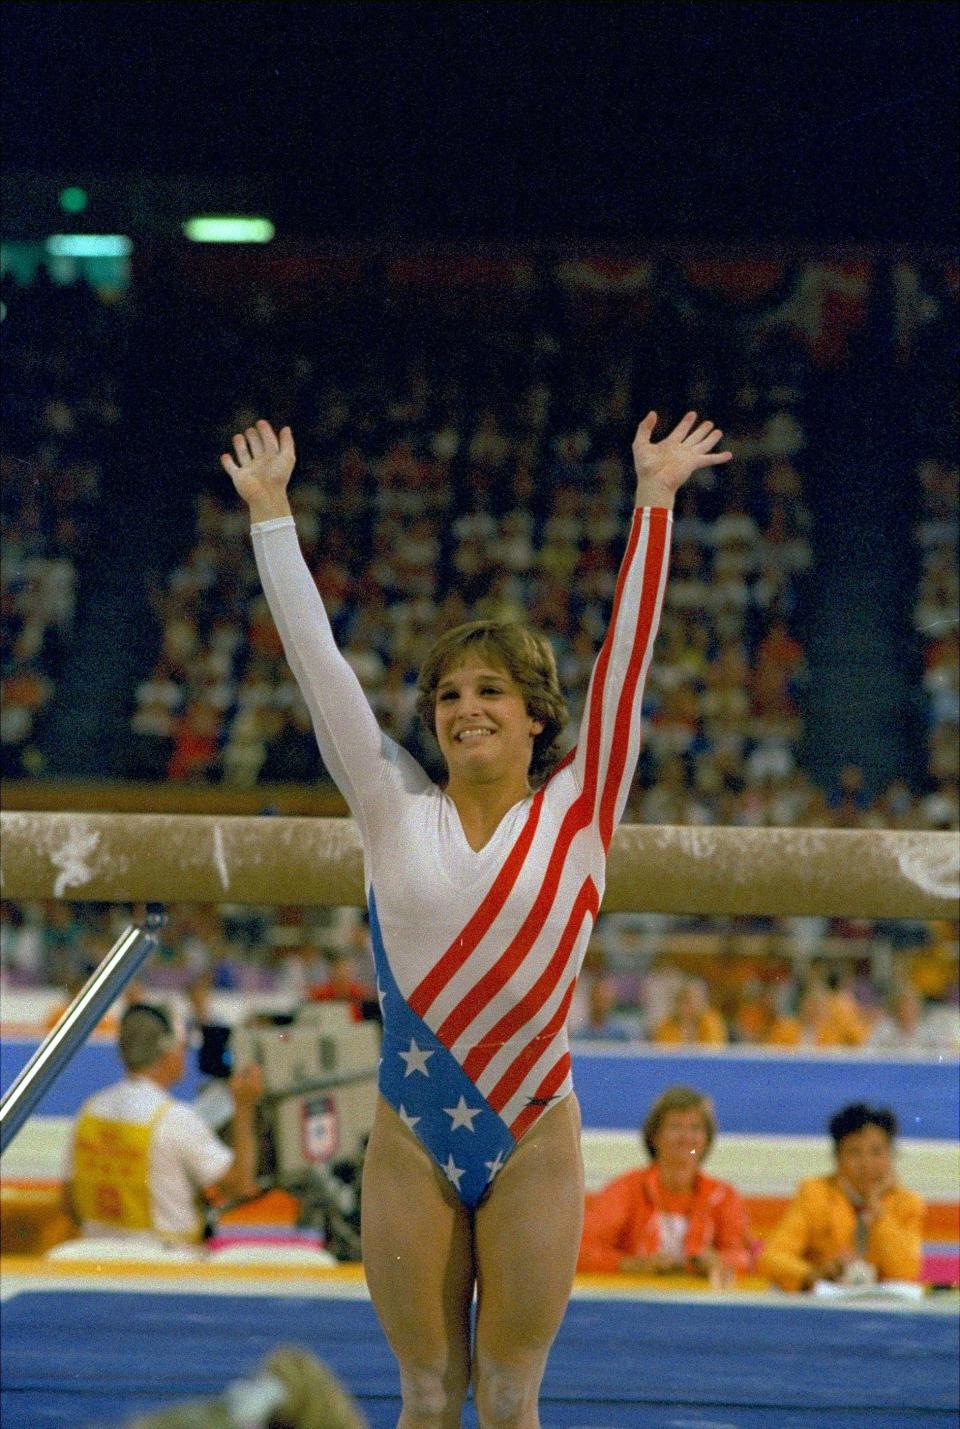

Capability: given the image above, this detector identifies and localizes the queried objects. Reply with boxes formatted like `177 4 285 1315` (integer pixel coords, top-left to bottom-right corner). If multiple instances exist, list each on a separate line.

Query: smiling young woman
221 409 731 1426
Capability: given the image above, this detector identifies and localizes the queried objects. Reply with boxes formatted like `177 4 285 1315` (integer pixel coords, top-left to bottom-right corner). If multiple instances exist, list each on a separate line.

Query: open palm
220 419 296 507
632 410 732 493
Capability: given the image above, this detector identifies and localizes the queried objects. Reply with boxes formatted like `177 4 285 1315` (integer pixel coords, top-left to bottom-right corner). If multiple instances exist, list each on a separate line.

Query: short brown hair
119 1003 177 1072
415 620 568 783
642 1085 716 1160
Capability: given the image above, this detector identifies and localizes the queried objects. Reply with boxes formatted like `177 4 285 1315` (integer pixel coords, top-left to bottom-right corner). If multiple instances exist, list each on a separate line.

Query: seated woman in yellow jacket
759 1102 925 1291
651 977 727 1046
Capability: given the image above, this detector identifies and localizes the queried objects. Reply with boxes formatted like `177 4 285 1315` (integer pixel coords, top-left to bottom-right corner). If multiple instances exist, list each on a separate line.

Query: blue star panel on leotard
369 889 516 1210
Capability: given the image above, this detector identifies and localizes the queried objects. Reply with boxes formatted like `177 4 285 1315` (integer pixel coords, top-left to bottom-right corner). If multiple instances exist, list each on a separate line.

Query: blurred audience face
674 980 707 1024
652 1107 710 1171
587 978 616 1025
835 1123 893 1200
891 987 921 1033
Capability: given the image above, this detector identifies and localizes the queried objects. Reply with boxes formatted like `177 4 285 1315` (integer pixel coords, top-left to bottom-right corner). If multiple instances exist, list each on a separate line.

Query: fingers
674 413 734 465
634 410 658 440
693 428 734 462
256 418 280 453
671 410 699 442
220 452 241 480
225 420 288 471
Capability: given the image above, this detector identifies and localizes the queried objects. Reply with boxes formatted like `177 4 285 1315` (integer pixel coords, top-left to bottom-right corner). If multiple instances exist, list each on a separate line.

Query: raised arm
571 412 731 845
221 420 395 824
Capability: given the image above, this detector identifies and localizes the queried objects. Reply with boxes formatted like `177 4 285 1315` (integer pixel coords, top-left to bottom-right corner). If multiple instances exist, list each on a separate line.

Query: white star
444 1096 481 1132
484 1150 506 1183
442 1154 465 1190
376 980 386 1013
397 1103 420 1131
398 1037 434 1078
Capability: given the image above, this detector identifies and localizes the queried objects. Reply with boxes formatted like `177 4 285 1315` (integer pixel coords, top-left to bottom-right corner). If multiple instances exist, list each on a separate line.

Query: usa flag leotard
252 507 672 1208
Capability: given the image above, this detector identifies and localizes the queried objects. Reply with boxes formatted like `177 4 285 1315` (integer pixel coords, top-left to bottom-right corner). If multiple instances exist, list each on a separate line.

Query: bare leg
472 1093 584 1427
362 1097 474 1427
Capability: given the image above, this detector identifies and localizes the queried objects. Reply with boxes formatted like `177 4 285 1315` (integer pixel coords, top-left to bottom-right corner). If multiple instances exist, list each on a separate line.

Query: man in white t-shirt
65 1003 262 1243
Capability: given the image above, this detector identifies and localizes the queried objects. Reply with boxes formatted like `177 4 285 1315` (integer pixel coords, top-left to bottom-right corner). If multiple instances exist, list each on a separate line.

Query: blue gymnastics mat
1 1289 957 1428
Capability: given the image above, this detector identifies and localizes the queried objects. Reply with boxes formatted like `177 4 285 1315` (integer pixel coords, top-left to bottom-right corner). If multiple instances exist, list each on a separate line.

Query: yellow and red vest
71 1101 171 1234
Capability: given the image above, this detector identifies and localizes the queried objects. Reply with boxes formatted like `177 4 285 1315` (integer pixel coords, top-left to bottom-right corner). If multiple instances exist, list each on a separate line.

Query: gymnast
222 409 731 1427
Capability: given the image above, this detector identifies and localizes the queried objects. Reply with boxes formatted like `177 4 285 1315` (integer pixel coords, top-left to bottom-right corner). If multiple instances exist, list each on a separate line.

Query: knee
473 1358 533 1426
398 1360 463 1420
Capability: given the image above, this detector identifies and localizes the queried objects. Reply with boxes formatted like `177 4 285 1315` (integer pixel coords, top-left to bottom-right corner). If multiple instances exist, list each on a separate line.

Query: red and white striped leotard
252 507 672 1207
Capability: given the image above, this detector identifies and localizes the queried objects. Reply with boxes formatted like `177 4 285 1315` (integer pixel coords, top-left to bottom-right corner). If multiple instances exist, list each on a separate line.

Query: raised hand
221 419 296 519
632 410 732 505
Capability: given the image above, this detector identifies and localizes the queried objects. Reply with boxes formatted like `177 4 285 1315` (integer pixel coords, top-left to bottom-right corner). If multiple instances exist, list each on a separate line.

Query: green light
59 186 89 214
45 234 133 258
183 216 275 244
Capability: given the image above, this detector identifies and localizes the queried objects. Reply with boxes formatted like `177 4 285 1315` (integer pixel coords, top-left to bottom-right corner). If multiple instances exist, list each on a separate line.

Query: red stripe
416 511 653 1051
508 1052 572 1140
599 508 670 850
576 510 644 814
487 976 578 1114
434 802 586 1046
409 786 546 1017
462 876 599 1083
432 516 647 1046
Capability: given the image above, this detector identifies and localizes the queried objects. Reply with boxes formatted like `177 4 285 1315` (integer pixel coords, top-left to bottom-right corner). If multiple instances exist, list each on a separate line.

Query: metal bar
0 911 164 1155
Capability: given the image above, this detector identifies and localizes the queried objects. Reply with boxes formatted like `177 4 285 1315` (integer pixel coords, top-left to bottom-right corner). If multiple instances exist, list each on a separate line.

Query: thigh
473 1093 584 1360
362 1097 475 1374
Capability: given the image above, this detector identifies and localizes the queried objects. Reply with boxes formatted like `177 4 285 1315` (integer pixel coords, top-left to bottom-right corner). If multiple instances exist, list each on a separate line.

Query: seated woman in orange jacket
759 1102 925 1291
577 1085 752 1288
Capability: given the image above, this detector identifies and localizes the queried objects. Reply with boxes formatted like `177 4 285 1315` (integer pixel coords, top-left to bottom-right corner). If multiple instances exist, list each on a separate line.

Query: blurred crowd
1 271 124 775
2 899 957 1055
912 454 960 829
1 251 956 841
1 251 957 1030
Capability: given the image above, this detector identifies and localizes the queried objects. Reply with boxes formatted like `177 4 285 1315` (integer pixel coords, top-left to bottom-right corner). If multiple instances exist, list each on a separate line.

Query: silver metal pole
0 908 165 1156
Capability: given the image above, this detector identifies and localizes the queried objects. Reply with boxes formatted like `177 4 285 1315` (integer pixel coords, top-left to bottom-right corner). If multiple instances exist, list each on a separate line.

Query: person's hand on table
618 1252 687 1275
688 1250 735 1290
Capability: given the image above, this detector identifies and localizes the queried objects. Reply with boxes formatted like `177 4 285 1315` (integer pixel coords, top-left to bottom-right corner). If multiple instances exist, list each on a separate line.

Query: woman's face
835 1124 894 1198
433 656 543 786
652 1108 710 1169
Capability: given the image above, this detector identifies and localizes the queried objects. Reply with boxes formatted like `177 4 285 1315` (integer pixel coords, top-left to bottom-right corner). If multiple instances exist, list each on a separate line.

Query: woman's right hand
220 419 296 519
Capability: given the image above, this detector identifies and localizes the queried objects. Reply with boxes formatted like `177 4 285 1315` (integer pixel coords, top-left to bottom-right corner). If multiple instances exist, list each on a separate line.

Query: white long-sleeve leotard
251 507 672 1207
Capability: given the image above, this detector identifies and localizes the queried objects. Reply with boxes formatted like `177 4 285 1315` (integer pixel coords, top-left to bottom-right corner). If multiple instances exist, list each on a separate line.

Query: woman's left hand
632 410 732 504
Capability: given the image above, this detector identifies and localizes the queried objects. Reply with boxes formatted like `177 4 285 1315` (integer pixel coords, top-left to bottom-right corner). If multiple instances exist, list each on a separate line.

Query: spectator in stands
795 973 868 1048
760 1103 925 1292
307 948 376 1023
733 978 801 1046
570 970 634 1042
65 1003 263 1245
867 983 951 1053
652 976 728 1045
577 1085 752 1287
828 764 871 828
